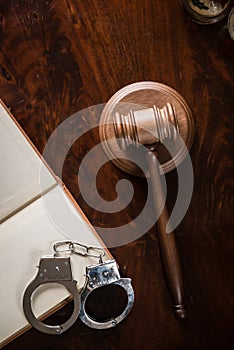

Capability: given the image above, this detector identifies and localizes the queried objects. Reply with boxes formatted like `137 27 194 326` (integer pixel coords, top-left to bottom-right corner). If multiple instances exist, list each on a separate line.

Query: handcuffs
23 241 134 335
22 256 80 335
79 259 134 329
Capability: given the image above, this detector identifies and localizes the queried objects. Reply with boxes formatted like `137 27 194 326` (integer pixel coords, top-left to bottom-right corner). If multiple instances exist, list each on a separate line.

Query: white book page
0 184 109 347
0 104 56 222
0 103 110 347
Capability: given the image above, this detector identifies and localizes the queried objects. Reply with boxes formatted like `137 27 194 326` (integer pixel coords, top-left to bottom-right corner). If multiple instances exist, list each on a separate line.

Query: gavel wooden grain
99 81 195 319
113 103 186 319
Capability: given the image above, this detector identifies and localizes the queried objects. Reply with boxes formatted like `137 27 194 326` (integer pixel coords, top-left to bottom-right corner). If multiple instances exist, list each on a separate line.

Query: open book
0 101 111 348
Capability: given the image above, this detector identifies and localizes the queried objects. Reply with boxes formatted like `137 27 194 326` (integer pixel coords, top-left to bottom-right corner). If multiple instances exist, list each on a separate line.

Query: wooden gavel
99 81 195 319
113 103 186 319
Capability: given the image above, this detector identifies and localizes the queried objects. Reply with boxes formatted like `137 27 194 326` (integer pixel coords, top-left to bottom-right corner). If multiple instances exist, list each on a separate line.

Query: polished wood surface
0 1 233 349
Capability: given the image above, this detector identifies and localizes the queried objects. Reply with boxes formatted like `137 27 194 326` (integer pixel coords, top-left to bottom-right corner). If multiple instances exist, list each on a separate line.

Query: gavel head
99 82 195 176
113 102 179 150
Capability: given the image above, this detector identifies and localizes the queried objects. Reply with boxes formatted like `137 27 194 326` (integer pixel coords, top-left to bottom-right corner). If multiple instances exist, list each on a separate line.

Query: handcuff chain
53 240 105 259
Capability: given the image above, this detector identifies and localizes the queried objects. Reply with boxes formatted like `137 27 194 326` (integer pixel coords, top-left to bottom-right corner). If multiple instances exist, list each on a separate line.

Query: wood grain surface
0 1 233 349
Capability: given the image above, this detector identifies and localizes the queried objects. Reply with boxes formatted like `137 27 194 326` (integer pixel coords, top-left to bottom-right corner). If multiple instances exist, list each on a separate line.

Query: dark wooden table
0 1 233 349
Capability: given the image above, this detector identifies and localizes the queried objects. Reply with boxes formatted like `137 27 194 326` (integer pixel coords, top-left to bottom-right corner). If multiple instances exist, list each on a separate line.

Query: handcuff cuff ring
23 257 80 335
79 259 134 329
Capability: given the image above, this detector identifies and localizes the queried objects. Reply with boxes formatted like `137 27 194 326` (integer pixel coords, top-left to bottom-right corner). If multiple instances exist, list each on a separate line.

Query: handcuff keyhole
85 284 128 322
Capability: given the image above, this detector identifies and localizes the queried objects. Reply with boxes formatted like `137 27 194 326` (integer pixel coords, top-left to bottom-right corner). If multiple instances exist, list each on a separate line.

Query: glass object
228 7 234 38
179 0 233 24
218 7 234 62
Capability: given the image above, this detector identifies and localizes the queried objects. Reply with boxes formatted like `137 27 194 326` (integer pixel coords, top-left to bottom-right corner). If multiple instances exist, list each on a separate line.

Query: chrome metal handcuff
79 258 134 329
23 241 134 334
22 256 80 335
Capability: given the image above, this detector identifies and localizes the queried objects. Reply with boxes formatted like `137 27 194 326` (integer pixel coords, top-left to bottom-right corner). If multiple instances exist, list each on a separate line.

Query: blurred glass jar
179 0 233 24
228 7 234 38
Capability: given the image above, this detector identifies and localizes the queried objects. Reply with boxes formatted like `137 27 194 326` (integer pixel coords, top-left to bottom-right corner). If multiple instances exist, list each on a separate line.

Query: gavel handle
146 151 186 319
